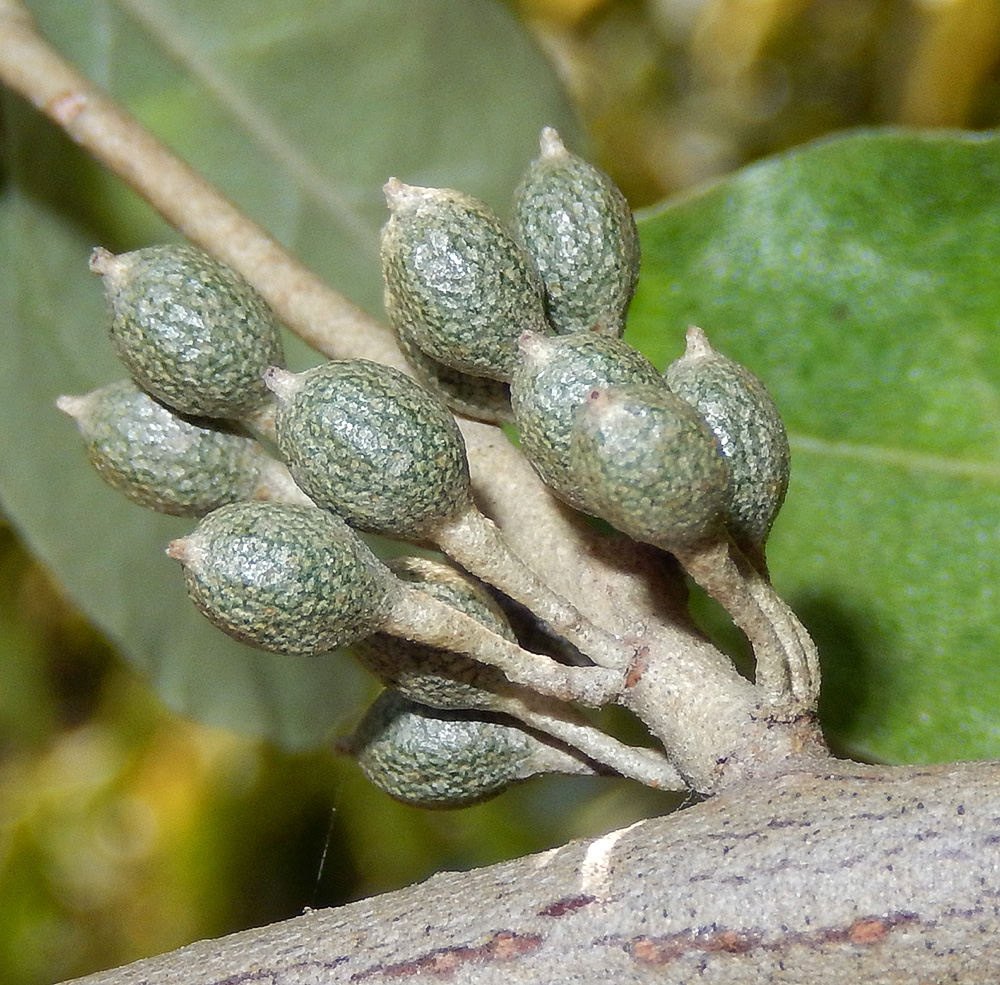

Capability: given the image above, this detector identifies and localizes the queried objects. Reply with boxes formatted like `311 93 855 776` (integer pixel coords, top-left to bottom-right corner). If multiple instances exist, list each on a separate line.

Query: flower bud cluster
380 130 789 557
60 245 287 517
61 131 795 807
379 129 640 421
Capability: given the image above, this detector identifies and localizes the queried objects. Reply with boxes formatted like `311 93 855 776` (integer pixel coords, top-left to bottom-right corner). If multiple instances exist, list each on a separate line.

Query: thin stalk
383 586 624 708
432 505 637 672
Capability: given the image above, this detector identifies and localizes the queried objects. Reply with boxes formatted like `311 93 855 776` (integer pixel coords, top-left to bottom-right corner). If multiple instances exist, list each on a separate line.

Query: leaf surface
0 0 580 747
629 129 1000 763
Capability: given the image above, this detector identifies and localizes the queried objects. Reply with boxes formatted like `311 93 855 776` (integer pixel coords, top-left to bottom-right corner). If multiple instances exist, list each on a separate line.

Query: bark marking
349 930 543 981
610 911 921 966
624 646 650 689
538 895 597 917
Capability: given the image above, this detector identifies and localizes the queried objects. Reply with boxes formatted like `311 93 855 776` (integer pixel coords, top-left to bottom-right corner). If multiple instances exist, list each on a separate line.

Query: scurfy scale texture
171 502 392 655
569 384 730 549
511 332 662 509
270 360 471 537
381 181 549 382
665 329 790 550
59 380 263 516
395 328 513 424
96 244 285 419
350 691 535 808
512 128 640 337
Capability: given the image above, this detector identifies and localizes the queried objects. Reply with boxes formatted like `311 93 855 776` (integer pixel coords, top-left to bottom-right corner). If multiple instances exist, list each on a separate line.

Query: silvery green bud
381 179 549 382
57 380 265 516
510 331 662 509
569 384 730 550
353 556 514 710
345 690 538 809
512 128 639 336
266 360 471 538
664 327 790 551
167 502 394 655
395 329 513 425
92 244 284 419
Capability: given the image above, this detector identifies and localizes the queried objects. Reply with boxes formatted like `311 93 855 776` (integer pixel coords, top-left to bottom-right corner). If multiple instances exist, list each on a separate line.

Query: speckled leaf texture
0 0 579 747
629 129 1000 765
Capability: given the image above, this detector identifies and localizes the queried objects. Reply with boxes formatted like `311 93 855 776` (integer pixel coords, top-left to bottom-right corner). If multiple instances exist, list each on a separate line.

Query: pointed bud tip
263 365 299 401
581 388 615 417
539 127 568 159
382 176 406 206
383 178 431 211
165 537 191 562
55 394 87 419
517 330 545 352
88 246 120 277
383 179 462 213
516 330 558 367
683 326 715 359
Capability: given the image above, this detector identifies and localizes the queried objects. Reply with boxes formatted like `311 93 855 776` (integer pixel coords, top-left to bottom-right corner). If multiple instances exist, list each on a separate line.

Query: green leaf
629 129 1000 764
0 0 580 747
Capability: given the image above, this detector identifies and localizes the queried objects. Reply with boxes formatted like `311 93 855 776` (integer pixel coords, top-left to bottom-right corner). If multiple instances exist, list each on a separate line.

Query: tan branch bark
65 761 1000 985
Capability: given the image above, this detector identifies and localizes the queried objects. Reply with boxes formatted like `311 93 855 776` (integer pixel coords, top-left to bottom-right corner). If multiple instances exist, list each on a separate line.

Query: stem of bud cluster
431 505 636 672
382 586 623 707
675 537 818 708
491 692 686 790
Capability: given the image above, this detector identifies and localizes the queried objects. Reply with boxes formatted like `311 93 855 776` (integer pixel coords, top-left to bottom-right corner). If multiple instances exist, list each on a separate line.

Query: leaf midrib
790 434 1000 480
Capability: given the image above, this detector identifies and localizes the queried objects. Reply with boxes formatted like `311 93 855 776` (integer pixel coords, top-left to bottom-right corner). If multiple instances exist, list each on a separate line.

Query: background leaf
628 129 1000 764
0 0 580 747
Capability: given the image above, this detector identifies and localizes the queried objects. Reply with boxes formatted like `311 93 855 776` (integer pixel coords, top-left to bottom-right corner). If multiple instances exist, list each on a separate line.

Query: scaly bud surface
381 179 549 381
345 690 537 808
266 360 472 538
569 383 730 549
511 331 662 509
167 501 394 655
92 244 284 419
512 127 640 336
58 380 265 516
665 327 790 552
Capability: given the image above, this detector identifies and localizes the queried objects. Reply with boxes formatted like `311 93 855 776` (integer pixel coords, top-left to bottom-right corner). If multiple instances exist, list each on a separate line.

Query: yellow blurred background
3 1 1000 982
517 0 1000 204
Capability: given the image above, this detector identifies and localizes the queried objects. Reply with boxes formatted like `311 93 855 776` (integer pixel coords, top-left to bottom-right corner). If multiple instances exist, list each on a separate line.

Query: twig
0 0 397 367
382 588 623 708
